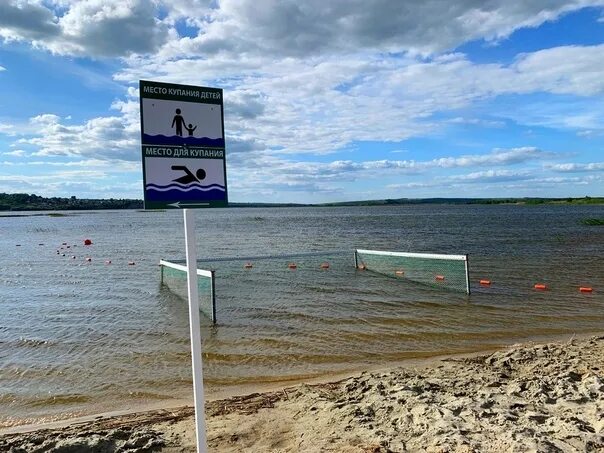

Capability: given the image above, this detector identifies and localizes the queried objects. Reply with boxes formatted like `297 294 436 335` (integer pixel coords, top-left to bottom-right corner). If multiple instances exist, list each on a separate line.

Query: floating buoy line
46 243 596 293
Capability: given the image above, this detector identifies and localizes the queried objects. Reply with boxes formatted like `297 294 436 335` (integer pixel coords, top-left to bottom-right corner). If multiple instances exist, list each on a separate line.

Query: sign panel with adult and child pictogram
139 80 228 209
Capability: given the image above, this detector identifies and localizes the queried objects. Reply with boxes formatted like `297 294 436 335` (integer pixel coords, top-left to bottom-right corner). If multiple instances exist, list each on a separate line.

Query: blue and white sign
139 80 228 209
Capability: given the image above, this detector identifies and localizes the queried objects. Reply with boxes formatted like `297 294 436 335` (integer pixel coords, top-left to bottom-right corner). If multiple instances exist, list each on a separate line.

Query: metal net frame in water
355 249 470 294
159 260 216 323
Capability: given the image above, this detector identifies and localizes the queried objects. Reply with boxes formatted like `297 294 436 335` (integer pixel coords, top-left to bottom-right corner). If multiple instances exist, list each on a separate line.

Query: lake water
1 204 603 427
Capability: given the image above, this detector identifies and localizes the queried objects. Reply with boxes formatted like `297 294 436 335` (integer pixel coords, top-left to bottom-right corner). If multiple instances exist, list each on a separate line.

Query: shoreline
3 330 601 435
2 333 603 451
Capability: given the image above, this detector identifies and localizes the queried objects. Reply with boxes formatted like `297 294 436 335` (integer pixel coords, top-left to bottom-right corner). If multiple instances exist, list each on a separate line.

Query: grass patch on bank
581 218 604 226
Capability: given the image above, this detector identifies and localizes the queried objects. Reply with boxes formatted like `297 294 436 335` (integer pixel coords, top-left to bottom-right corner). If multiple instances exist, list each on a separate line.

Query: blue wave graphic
146 182 225 192
143 134 225 147
145 186 226 202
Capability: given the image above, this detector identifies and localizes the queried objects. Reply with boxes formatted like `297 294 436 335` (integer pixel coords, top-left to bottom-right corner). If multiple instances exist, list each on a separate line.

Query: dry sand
1 335 603 452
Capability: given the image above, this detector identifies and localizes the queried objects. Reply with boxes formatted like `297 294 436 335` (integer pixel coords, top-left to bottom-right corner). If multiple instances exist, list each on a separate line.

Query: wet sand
1 335 603 452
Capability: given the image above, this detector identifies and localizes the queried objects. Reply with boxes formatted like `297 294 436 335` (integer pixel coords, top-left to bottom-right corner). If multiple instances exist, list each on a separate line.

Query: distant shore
2 334 602 452
1 191 603 212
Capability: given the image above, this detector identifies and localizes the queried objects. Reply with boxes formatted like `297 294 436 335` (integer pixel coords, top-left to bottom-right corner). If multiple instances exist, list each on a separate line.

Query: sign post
140 80 228 453
184 208 207 451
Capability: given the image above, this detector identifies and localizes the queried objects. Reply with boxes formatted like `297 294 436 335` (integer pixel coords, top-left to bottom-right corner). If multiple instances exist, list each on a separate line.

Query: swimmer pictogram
171 165 207 184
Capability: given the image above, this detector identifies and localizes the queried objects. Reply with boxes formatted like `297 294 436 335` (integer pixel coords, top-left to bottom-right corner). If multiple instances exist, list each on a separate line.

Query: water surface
1 205 603 426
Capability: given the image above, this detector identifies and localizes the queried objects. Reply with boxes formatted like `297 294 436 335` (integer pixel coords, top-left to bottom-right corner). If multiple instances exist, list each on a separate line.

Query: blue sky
0 1 603 203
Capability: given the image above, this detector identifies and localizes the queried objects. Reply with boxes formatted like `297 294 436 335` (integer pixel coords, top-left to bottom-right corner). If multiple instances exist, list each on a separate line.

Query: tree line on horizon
0 193 142 211
0 192 601 211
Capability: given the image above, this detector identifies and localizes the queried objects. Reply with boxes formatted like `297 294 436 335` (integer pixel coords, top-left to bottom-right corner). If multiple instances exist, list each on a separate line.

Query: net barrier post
183 209 208 453
464 254 470 295
210 270 216 324
354 249 358 269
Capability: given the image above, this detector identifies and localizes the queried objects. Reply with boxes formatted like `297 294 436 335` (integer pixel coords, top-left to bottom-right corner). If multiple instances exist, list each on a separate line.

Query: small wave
25 393 91 407
0 393 18 405
126 391 171 400
17 337 54 347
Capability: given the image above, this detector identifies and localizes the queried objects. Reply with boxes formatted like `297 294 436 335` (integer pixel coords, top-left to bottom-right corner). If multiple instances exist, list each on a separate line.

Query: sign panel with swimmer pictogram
139 80 228 209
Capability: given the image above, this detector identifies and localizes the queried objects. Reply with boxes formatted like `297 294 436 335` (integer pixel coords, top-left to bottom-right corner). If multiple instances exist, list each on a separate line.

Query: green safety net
355 249 469 294
160 262 215 323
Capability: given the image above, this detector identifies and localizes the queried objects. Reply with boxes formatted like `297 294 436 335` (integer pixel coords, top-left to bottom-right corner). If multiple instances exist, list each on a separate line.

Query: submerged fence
159 259 216 323
355 249 470 294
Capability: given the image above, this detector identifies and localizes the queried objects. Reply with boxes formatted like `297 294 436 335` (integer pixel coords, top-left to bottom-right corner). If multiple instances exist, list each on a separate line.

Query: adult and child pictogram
171 108 198 137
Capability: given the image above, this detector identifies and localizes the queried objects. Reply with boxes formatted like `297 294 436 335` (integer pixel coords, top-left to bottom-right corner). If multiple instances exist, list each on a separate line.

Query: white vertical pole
184 209 208 453
464 254 471 295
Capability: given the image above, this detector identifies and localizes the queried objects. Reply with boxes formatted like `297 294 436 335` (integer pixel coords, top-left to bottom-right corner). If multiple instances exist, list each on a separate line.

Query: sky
0 0 603 203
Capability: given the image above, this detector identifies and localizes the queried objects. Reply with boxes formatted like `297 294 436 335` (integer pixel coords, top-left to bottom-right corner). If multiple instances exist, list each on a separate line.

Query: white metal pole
464 254 471 295
184 209 208 453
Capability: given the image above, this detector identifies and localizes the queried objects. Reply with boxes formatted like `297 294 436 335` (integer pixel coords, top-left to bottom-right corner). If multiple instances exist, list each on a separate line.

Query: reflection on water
1 205 603 426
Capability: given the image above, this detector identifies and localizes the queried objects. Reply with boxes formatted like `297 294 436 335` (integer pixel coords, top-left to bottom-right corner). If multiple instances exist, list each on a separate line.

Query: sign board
139 80 228 209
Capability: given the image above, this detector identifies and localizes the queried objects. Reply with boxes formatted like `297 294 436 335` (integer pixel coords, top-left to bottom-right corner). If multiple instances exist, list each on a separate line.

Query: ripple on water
1 205 603 426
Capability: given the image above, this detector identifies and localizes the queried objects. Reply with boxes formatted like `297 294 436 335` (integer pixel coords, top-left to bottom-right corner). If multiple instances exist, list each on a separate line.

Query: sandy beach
1 335 603 452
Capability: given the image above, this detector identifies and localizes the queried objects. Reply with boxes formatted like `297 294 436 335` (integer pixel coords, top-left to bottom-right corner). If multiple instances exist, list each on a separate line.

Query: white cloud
21 97 140 161
0 123 15 135
23 158 139 171
226 146 562 199
2 1 602 62
513 45 604 96
115 44 604 160
2 149 27 157
493 96 604 131
447 117 505 128
448 169 532 182
430 147 556 168
155 0 604 58
386 171 601 195
0 160 141 199
0 1 59 42
546 162 604 172
0 0 168 57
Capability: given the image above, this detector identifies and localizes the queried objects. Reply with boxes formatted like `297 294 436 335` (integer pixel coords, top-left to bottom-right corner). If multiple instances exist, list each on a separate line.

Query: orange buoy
244 262 253 269
320 262 330 269
579 287 593 293
480 279 491 286
84 239 92 246
288 263 297 270
85 257 92 262
435 275 445 281
105 260 112 265
128 261 135 266
534 283 547 290
395 270 404 276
